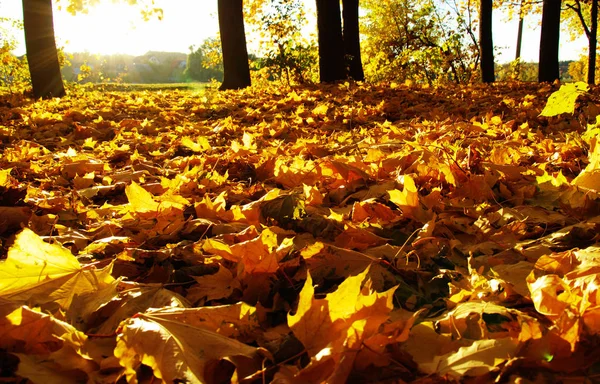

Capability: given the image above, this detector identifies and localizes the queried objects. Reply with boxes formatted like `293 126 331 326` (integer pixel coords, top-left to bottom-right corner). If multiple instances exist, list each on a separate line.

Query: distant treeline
62 51 198 84
61 50 581 85
495 60 576 82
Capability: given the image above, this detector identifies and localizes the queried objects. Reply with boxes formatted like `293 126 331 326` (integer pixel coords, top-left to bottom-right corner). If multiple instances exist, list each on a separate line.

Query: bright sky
4 0 589 63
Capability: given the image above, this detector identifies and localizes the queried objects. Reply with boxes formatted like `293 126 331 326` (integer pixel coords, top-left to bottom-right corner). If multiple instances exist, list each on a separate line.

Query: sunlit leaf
0 228 114 309
115 311 264 383
181 136 210 152
125 181 160 213
420 338 518 378
540 82 588 117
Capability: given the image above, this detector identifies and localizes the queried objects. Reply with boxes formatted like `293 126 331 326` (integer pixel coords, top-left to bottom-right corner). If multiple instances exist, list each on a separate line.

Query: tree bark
479 0 495 83
218 0 251 90
588 0 597 84
342 0 364 81
22 0 66 99
316 0 346 82
539 0 561 82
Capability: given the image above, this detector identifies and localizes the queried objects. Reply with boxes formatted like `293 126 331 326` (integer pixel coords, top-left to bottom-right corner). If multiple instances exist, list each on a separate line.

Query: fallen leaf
0 228 114 309
115 311 265 383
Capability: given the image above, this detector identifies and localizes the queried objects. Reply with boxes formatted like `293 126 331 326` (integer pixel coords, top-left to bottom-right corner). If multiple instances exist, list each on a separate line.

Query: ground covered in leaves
1 81 600 383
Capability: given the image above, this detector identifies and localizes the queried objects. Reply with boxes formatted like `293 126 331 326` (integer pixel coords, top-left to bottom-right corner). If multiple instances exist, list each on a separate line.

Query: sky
3 0 589 63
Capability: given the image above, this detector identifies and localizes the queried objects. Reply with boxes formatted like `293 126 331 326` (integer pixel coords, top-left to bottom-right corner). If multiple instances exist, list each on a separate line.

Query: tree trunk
515 17 524 60
342 0 364 81
513 14 524 80
218 0 251 90
588 0 597 84
315 0 346 82
22 0 66 99
539 0 561 82
479 0 495 83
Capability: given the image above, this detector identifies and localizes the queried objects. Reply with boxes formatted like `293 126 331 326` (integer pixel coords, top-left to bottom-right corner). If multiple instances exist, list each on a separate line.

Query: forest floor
1 81 600 383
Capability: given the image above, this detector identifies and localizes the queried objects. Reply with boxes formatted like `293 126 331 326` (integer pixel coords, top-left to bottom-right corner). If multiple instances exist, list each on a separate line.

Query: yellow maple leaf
1 306 97 383
230 228 287 275
91 284 189 335
327 209 345 222
0 168 14 187
125 181 160 213
312 103 329 116
420 338 518 378
202 239 236 262
388 174 431 222
181 136 210 152
146 302 259 340
388 174 419 208
288 273 344 357
242 132 256 150
115 312 263 383
188 265 241 302
288 268 396 382
572 141 600 190
0 228 114 309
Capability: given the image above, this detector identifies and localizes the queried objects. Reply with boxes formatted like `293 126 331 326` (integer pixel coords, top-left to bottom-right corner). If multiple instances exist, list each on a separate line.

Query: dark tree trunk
342 0 364 81
479 0 495 83
22 0 66 99
588 0 597 84
515 17 524 60
539 0 561 82
316 0 346 82
218 0 251 90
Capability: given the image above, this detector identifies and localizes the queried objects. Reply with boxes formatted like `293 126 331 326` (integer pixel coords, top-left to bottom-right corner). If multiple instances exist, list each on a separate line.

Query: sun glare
3 0 589 62
55 3 143 55
53 1 220 56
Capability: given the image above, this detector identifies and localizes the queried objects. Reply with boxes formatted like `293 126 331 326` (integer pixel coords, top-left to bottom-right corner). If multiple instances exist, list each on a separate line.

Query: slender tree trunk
539 0 561 82
22 0 66 99
513 16 524 80
342 0 364 81
588 0 597 84
513 2 525 80
218 0 251 90
515 17 524 60
479 0 495 83
316 0 346 82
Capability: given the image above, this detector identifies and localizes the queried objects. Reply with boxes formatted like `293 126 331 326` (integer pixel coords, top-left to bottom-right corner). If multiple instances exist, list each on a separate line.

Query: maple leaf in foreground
0 228 114 310
115 307 266 383
287 267 409 383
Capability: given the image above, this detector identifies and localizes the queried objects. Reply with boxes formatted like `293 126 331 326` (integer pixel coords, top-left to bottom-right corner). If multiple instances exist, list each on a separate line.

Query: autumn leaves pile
1 82 600 382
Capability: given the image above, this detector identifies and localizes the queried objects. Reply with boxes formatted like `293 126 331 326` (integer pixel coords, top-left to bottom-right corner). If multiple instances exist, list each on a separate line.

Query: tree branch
566 1 591 39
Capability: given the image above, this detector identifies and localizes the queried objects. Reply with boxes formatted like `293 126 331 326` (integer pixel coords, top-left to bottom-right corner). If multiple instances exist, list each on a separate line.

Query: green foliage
0 17 29 94
540 81 589 117
495 59 539 82
184 38 224 82
568 57 588 82
561 0 596 82
360 0 478 85
568 55 600 83
562 0 593 42
246 0 318 85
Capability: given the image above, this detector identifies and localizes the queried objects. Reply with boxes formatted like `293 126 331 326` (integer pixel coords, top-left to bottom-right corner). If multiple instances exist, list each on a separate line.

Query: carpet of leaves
1 81 600 383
